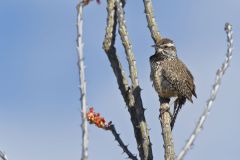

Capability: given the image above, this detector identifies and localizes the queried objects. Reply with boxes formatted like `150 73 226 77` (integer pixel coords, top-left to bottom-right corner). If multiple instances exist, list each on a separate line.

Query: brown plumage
150 38 197 130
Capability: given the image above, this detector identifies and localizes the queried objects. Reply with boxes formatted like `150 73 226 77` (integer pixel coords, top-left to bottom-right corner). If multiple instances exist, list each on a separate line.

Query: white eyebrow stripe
164 43 175 47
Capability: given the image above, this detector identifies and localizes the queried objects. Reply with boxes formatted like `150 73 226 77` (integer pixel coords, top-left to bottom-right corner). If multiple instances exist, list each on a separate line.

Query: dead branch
76 2 88 160
115 0 153 159
108 124 138 160
103 0 153 159
115 0 139 88
102 0 129 103
142 0 162 44
159 98 175 160
176 23 234 160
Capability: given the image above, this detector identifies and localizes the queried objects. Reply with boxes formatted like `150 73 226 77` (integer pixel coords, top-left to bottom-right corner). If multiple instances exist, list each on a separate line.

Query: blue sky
0 0 240 160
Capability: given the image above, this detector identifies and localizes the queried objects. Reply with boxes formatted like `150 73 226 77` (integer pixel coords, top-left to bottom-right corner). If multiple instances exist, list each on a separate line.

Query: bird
150 38 197 130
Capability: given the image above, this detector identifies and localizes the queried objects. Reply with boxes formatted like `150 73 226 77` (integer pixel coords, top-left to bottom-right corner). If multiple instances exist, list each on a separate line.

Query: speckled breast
151 63 178 98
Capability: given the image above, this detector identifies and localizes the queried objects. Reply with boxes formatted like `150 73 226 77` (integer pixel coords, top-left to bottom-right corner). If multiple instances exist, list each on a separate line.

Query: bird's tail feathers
170 97 186 130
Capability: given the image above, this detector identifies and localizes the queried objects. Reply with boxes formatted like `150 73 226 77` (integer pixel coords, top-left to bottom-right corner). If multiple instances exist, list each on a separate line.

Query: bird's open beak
151 44 156 47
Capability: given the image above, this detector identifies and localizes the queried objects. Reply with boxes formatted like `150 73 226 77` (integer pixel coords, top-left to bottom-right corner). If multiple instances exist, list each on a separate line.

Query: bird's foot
159 106 173 119
159 97 172 118
159 97 170 104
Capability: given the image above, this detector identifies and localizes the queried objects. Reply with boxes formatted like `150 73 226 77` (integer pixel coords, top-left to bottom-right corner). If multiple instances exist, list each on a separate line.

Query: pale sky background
0 0 240 160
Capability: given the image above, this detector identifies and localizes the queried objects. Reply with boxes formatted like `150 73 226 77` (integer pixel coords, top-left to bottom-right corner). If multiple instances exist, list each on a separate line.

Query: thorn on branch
86 107 138 160
103 0 153 159
76 2 88 159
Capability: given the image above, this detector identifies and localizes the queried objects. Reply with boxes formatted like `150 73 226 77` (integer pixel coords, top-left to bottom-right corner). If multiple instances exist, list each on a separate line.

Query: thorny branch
142 0 162 44
76 2 88 160
159 98 175 160
103 0 153 159
87 108 137 160
115 0 139 88
176 23 234 160
115 0 153 159
102 0 129 103
108 125 138 160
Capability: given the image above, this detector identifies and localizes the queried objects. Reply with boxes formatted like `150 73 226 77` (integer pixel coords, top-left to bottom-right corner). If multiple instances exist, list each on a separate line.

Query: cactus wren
150 38 197 129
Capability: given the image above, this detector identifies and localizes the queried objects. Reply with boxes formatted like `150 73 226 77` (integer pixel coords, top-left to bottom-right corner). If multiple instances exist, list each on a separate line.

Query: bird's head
152 38 177 60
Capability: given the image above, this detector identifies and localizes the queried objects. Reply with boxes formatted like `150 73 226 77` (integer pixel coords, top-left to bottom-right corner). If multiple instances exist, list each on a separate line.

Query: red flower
86 107 110 129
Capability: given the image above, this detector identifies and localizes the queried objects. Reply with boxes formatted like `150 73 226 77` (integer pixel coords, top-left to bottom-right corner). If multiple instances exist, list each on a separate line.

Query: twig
107 124 138 160
102 0 129 103
76 2 88 160
115 1 153 159
159 98 175 160
0 150 8 160
87 108 138 159
176 23 233 160
115 0 139 88
142 0 161 44
103 0 153 159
